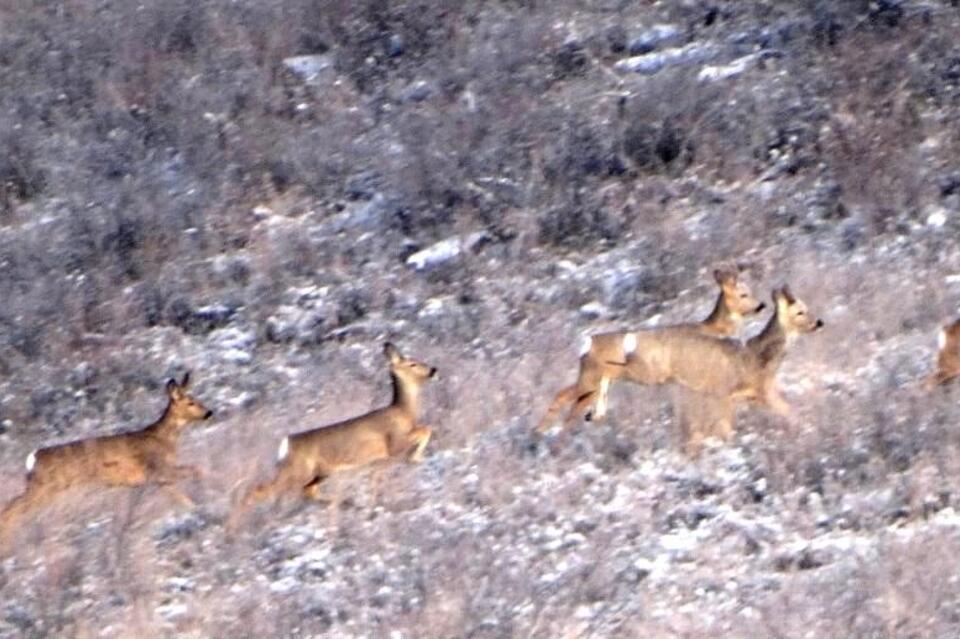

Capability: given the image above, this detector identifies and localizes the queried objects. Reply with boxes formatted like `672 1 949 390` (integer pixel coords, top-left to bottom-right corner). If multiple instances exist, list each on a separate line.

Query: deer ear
166 379 179 396
384 342 402 363
781 284 795 303
714 269 734 285
180 372 191 388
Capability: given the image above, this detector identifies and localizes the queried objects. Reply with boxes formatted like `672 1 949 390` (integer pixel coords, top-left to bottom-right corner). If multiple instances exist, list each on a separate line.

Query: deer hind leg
229 465 306 529
0 483 57 550
924 370 957 391
537 384 578 433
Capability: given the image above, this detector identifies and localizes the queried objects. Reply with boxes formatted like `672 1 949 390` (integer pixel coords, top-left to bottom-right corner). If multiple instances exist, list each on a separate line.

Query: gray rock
387 34 405 57
324 194 393 234
208 325 256 365
399 80 434 103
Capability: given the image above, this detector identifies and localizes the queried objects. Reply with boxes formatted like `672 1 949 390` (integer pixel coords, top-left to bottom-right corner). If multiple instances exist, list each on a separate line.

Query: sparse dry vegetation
2 0 960 636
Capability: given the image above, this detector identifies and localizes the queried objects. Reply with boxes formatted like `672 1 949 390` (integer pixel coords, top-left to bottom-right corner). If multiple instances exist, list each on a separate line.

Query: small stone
387 34 405 57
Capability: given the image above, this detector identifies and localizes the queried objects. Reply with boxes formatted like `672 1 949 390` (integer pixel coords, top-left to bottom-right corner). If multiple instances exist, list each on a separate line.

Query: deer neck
390 373 421 420
746 312 787 370
702 293 739 337
148 403 189 445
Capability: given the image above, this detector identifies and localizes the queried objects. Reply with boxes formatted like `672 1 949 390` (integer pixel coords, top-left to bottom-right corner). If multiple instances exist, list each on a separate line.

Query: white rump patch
578 335 593 357
25 450 36 474
594 377 611 420
622 333 637 356
939 328 948 350
277 436 290 463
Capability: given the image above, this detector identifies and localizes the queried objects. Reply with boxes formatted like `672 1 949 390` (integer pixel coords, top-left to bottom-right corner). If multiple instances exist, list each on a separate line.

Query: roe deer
924 318 960 389
0 374 213 546
617 285 823 455
229 342 437 527
536 267 764 432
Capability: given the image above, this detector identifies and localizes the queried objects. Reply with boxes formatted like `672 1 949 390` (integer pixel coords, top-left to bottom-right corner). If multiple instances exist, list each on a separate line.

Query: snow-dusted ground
4 407 960 637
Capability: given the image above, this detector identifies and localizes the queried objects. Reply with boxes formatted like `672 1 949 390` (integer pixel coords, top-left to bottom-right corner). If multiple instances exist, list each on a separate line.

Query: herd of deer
2 267 959 549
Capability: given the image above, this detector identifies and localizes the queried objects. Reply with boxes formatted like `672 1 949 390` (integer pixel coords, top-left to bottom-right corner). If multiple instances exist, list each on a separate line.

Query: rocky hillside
2 0 960 636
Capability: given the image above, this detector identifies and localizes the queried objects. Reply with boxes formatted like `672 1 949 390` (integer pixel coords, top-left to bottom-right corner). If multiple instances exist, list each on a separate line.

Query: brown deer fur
537 267 764 432
618 285 823 455
924 318 960 390
1 374 213 546
229 342 437 527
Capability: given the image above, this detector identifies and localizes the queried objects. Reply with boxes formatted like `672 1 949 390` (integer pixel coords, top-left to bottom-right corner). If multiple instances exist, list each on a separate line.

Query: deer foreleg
407 426 432 463
164 486 196 508
536 384 578 433
302 475 333 502
564 388 599 428
152 467 195 507
764 385 791 416
588 377 612 422
714 398 735 441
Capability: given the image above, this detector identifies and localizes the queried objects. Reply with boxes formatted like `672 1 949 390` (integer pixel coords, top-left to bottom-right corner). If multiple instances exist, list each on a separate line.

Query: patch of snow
926 208 948 228
579 301 608 319
166 577 194 592
156 602 189 620
283 54 335 84
659 529 703 555
698 54 757 81
615 44 718 75
406 232 489 270
419 297 448 316
269 576 301 595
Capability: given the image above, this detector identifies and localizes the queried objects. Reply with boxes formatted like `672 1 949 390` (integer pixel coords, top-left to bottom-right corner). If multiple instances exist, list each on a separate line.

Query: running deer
0 374 213 545
616 285 823 455
536 267 764 432
924 318 960 390
229 342 437 527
